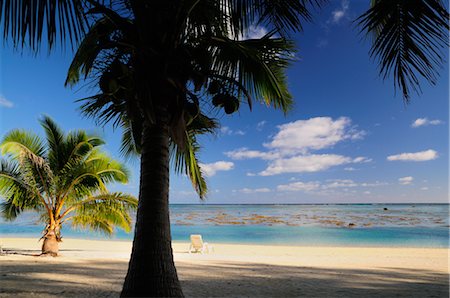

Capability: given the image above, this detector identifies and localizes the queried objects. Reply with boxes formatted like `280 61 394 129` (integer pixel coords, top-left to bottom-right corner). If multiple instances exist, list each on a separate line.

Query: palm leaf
357 0 449 101
227 0 325 37
0 159 42 219
1 130 54 200
39 115 66 173
210 32 295 112
69 192 137 234
1 129 46 157
171 113 218 199
58 149 128 202
65 15 131 86
119 116 142 160
171 133 208 199
0 0 86 51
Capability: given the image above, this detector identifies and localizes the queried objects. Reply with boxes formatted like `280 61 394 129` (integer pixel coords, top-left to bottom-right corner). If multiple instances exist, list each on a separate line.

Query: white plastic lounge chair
189 234 213 254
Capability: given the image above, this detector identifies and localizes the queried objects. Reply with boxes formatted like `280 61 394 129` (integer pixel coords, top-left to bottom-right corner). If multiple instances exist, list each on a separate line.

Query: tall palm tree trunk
121 103 184 297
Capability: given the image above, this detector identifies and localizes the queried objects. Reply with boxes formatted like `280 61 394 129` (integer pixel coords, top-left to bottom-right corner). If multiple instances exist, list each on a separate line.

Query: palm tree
0 116 137 256
66 3 297 296
1 0 448 296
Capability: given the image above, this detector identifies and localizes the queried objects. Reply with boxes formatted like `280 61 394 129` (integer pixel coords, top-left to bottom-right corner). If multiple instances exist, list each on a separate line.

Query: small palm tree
0 116 137 256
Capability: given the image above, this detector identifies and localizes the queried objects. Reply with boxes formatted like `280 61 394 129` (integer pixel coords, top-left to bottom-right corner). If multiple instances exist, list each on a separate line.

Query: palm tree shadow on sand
0 258 447 297
1 248 84 256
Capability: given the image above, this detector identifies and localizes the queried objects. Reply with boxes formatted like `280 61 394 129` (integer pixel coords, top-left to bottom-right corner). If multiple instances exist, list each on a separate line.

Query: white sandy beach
0 237 448 297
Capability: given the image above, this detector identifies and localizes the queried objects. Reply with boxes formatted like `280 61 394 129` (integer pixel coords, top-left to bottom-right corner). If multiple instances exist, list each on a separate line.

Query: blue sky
1 1 448 204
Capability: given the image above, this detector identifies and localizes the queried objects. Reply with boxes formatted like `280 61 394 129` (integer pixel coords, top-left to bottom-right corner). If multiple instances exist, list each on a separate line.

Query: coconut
208 80 221 94
212 94 226 107
223 96 239 114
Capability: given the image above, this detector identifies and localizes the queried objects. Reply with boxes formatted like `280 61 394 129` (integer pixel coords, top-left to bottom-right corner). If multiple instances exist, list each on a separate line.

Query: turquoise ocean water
1 204 448 248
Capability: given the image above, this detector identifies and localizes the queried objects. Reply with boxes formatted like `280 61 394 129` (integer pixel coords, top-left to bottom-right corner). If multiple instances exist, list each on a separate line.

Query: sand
0 237 448 297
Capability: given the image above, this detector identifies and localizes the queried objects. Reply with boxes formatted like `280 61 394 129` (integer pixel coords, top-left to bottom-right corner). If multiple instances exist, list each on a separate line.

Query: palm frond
71 215 115 235
119 116 142 160
210 32 295 112
1 200 21 220
76 93 125 128
39 115 65 173
86 151 130 184
1 129 46 157
65 129 104 160
0 0 87 51
170 113 218 199
19 150 54 199
39 115 104 176
58 149 128 201
69 192 137 234
171 133 208 199
65 15 130 86
227 0 325 37
0 159 42 219
357 0 449 101
1 130 54 200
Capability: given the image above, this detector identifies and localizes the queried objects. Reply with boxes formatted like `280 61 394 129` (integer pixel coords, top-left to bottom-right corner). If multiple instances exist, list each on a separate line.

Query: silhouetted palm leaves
357 0 449 100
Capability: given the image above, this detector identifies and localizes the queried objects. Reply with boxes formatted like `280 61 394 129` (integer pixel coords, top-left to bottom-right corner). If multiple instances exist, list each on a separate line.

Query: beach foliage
0 116 137 255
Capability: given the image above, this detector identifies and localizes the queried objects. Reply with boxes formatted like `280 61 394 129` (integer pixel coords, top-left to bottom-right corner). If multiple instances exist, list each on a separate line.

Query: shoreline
1 237 448 297
1 233 448 249
3 236 450 248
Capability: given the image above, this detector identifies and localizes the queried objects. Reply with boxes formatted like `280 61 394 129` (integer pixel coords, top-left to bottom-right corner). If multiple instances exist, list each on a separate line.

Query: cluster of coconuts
208 80 240 114
99 61 133 101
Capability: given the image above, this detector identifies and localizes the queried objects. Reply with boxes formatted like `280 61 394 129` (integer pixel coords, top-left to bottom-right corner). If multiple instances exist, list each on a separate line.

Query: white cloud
353 156 372 163
220 126 246 136
238 188 271 194
277 179 386 193
227 117 368 176
225 147 280 160
331 0 349 23
420 187 429 191
242 25 268 40
199 161 234 177
220 126 232 135
387 149 438 162
0 95 13 108
277 181 321 192
259 154 352 176
411 118 443 128
349 129 367 140
265 117 365 154
256 120 267 131
332 11 345 23
398 176 414 185
360 181 387 187
429 120 442 125
323 179 358 189
344 167 356 171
